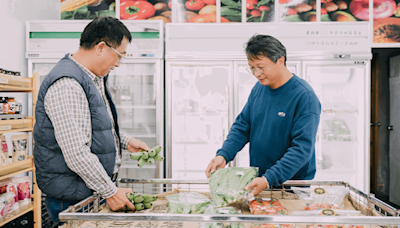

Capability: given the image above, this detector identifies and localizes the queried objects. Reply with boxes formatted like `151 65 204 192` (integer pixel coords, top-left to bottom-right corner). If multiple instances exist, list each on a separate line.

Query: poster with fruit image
61 0 116 20
176 0 229 23
373 0 400 43
120 0 170 22
320 0 368 21
279 0 317 21
246 0 275 22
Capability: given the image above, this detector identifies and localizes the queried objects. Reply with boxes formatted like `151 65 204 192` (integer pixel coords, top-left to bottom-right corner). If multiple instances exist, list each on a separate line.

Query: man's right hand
205 155 227 178
106 188 135 211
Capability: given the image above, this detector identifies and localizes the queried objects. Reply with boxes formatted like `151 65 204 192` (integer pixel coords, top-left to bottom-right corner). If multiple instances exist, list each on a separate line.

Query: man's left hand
127 138 150 153
244 177 269 196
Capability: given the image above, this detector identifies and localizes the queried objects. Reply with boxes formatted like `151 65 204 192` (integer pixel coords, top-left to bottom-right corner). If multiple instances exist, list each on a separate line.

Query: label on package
313 187 327 195
0 78 8 84
0 125 11 131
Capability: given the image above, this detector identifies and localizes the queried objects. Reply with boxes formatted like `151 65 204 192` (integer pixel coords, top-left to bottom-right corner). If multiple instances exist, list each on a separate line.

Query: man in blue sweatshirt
205 34 321 196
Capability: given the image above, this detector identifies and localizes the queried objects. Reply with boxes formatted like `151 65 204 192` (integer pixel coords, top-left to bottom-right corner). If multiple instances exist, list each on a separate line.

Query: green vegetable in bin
133 194 144 203
143 194 158 203
209 167 257 208
144 202 152 209
126 192 135 201
166 192 212 214
130 145 164 167
135 203 145 211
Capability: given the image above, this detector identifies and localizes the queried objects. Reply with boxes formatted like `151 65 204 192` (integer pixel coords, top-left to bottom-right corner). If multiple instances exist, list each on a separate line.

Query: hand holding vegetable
126 192 158 211
127 138 150 153
130 145 163 167
106 188 135 211
205 155 227 178
244 177 269 196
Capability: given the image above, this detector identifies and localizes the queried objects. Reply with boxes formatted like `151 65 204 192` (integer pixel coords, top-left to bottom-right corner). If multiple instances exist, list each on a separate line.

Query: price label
0 78 9 84
0 125 11 131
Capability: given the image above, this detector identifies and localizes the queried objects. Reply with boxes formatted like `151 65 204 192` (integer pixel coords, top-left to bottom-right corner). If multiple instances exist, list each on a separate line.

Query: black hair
80 16 132 50
245 34 287 65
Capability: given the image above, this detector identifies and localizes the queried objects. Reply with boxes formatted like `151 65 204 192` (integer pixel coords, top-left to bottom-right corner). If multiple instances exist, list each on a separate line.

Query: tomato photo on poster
61 0 116 20
120 0 170 22
373 0 400 43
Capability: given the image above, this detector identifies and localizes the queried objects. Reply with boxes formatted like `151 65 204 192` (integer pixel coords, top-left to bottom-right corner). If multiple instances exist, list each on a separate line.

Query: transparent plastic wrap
249 198 292 228
209 167 258 207
0 192 16 218
166 192 212 214
200 205 244 228
292 186 349 210
293 209 364 228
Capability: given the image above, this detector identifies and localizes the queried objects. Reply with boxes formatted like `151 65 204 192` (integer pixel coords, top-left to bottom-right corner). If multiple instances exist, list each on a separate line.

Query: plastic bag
166 192 212 214
292 186 349 210
293 209 364 228
249 198 292 228
200 205 244 228
0 135 9 166
11 176 32 206
0 178 18 204
11 134 28 163
209 167 258 207
0 192 16 218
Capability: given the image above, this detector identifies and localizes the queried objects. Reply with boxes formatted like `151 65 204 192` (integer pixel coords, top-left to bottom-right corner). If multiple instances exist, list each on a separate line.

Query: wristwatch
261 176 270 189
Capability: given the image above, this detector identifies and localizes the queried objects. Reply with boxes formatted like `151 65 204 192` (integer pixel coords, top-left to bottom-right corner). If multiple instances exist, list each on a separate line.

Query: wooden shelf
0 73 33 88
0 202 34 227
0 158 33 181
0 117 34 134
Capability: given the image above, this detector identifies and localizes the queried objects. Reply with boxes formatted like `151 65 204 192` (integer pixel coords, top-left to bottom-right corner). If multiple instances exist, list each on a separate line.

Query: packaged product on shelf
0 135 8 166
11 134 28 163
249 198 292 228
7 97 15 114
209 167 258 207
15 100 22 115
2 97 9 115
10 176 32 206
0 178 18 203
0 97 3 115
292 209 364 228
200 205 244 228
0 192 16 218
166 192 212 214
292 186 349 210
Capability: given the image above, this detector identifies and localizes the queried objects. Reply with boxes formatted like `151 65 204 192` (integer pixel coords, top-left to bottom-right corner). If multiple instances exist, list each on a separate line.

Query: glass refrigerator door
107 60 163 185
233 61 300 167
167 62 232 180
29 59 58 85
303 61 368 191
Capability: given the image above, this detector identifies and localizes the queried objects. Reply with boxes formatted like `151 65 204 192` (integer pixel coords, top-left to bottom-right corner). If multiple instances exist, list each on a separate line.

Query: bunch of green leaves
209 167 257 208
61 5 115 20
166 192 212 214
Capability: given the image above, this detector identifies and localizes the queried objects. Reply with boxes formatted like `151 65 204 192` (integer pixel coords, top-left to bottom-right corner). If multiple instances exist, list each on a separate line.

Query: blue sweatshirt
217 75 321 187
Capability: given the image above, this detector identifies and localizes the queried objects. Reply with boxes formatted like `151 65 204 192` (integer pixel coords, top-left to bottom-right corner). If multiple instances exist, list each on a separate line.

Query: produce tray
59 180 400 228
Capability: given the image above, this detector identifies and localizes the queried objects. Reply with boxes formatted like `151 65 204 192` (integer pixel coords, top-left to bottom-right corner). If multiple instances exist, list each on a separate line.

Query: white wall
0 0 60 76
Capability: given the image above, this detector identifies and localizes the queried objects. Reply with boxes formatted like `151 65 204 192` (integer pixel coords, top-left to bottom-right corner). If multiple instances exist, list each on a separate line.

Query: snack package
0 135 9 166
200 205 244 228
166 192 212 214
0 178 18 204
209 167 258 207
292 186 349 210
0 192 16 218
11 176 32 206
293 209 364 228
249 198 292 228
11 134 28 163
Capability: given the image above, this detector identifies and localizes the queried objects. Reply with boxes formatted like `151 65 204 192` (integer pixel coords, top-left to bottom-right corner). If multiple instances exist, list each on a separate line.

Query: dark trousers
45 196 74 224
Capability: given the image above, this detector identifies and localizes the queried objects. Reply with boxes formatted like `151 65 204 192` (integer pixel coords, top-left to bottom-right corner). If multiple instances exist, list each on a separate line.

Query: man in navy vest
34 17 149 224
205 35 321 195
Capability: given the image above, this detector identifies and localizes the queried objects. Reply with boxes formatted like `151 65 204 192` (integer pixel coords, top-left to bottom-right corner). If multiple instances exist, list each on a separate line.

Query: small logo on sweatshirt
278 112 286 117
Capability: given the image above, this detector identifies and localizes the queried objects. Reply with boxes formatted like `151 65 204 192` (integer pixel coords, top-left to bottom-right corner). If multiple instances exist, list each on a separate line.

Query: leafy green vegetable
221 0 241 9
209 167 257 208
61 5 116 20
221 6 242 22
166 192 212 214
256 0 271 7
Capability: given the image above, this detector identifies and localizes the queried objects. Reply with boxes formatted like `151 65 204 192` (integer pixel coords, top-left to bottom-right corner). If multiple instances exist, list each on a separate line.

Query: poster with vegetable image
120 0 171 22
279 0 317 21
246 0 275 22
373 0 400 43
320 0 369 21
61 0 116 20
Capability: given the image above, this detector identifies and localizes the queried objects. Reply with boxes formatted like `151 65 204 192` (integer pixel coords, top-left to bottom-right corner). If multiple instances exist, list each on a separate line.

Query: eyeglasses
246 61 273 75
104 42 125 63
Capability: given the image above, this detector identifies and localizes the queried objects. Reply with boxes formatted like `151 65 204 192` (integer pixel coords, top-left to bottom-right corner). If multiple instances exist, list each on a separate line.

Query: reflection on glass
33 63 56 84
170 65 229 179
279 0 317 22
